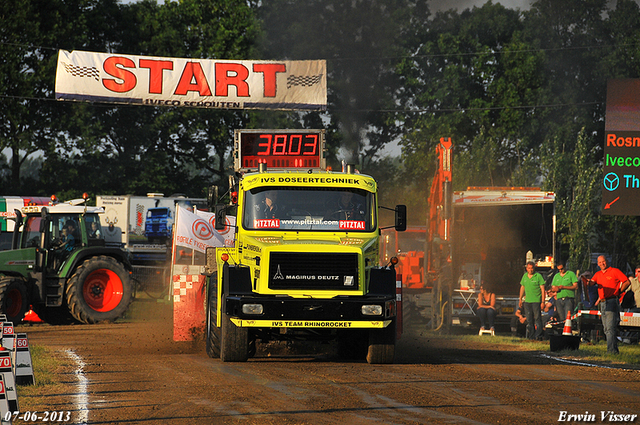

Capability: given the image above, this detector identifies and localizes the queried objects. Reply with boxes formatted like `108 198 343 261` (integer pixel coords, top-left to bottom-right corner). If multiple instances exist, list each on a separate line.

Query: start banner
55 50 326 111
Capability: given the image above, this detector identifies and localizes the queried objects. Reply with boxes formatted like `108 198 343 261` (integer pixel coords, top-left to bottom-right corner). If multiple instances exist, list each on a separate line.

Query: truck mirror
12 209 23 229
394 205 407 232
214 205 227 231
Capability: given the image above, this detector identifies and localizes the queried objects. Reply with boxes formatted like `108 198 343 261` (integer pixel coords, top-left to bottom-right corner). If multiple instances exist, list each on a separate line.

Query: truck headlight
361 305 383 316
242 304 264 315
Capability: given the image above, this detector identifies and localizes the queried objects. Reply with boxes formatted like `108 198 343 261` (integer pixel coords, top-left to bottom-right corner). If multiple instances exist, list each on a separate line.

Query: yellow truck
205 129 406 363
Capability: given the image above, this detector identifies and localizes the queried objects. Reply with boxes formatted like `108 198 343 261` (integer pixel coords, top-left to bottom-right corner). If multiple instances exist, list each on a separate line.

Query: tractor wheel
366 320 396 364
220 303 249 362
0 277 29 324
66 256 133 324
205 279 221 358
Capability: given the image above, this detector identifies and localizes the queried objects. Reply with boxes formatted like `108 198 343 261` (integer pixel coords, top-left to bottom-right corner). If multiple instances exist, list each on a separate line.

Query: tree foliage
4 0 640 266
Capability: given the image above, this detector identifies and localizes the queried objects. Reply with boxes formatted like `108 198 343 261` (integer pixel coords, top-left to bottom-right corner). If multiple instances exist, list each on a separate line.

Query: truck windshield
243 187 375 232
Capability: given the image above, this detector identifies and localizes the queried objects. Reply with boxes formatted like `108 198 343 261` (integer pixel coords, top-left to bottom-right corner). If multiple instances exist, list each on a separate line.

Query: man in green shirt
551 260 578 322
519 261 546 340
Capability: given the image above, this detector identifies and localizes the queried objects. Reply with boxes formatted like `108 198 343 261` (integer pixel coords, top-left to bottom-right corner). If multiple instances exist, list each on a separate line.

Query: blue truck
144 207 173 245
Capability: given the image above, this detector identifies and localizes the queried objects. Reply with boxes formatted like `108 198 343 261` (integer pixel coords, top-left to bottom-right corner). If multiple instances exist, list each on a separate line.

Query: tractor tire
220 306 249 362
66 256 133 324
0 277 29 324
366 320 396 364
205 279 221 358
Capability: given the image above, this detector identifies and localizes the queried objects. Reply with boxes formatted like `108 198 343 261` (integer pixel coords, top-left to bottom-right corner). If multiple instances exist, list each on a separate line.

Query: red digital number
273 134 287 155
289 135 302 155
257 134 271 155
303 135 318 155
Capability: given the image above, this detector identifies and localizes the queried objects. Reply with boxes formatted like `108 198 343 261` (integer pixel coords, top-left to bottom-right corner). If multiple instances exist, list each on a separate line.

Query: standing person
621 266 640 312
519 261 546 340
589 255 631 354
476 283 496 334
551 260 578 322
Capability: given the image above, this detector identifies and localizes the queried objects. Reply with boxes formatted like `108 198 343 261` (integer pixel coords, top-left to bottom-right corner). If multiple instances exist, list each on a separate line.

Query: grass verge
452 332 640 366
16 344 72 411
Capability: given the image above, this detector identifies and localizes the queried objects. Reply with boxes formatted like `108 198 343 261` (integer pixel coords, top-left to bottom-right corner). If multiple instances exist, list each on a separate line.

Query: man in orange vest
589 255 631 354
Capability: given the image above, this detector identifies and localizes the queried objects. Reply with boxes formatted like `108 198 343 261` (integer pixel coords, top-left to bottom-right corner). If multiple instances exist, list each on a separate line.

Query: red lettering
254 219 280 229
139 59 173 94
215 63 249 97
174 62 212 96
253 63 286 97
103 56 137 93
607 133 616 146
339 220 365 230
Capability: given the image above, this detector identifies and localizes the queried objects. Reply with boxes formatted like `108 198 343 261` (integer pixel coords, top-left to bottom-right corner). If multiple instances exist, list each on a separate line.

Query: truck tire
205 280 221 358
220 308 249 362
366 320 396 364
0 277 29 324
66 256 133 324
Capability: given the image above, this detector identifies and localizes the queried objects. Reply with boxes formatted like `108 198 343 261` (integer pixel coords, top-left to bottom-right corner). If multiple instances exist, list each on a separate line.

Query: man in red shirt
589 255 631 354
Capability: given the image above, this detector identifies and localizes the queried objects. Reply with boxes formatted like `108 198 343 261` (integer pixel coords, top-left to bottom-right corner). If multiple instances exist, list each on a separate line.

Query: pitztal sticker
339 220 365 230
254 219 280 229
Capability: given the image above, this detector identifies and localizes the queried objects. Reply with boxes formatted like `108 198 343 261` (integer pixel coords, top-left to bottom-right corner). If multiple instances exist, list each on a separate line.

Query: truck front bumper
225 295 396 328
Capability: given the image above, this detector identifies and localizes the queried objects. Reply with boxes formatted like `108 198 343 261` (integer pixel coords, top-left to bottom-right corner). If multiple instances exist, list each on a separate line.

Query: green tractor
0 196 133 324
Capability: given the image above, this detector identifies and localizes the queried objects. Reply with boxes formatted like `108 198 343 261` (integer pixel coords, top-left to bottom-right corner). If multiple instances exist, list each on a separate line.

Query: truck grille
268 252 358 290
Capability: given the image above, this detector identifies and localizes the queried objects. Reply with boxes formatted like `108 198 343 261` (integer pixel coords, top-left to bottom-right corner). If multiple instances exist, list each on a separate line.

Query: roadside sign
603 79 640 215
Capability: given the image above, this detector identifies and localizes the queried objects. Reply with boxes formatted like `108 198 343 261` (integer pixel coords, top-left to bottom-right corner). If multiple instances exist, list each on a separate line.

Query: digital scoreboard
603 80 640 215
234 129 326 170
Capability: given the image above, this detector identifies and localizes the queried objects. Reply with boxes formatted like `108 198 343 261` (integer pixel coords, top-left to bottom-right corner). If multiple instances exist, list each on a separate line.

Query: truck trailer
390 138 556 330
204 129 406 363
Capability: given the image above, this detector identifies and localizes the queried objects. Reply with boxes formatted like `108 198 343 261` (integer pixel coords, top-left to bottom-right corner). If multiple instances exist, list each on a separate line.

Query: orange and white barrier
173 273 206 341
562 311 573 336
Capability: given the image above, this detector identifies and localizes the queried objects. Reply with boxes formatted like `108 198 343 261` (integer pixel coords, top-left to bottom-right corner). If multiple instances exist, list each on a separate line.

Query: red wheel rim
5 288 23 317
82 269 124 312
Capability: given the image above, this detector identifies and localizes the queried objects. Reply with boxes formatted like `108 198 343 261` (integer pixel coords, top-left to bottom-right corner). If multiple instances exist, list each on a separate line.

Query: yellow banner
230 319 391 328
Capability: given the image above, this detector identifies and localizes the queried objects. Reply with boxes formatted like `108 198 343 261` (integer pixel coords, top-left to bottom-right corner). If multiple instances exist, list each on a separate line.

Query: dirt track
15 300 640 425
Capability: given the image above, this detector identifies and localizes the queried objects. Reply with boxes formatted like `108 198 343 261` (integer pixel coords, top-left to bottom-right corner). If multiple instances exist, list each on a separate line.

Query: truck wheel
0 277 29 324
366 320 396 364
66 256 133 324
205 280 221 358
220 308 249 362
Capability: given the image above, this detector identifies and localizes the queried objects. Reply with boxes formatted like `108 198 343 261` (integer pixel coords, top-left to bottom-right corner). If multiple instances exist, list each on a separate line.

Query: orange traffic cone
562 311 572 336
